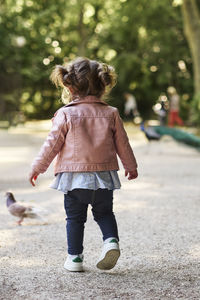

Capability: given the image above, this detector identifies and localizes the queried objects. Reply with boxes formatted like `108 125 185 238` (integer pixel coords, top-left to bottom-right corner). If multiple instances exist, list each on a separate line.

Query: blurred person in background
124 92 139 121
153 94 169 126
167 87 183 127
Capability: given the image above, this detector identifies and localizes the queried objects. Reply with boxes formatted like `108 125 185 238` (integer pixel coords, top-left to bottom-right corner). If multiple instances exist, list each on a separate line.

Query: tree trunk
182 0 200 95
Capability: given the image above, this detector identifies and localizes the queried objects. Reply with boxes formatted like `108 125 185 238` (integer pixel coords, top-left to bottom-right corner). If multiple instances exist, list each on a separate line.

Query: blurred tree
0 0 195 122
182 0 200 123
100 0 193 119
0 0 106 121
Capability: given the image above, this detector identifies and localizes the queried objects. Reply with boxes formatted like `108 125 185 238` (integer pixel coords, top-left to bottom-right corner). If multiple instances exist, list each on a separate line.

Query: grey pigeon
6 192 45 225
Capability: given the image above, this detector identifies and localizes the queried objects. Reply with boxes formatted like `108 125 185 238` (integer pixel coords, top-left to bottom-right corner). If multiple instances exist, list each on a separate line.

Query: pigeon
5 192 46 225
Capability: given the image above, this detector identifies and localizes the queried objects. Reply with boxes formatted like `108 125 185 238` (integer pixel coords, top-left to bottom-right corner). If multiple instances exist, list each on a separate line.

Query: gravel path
0 123 200 300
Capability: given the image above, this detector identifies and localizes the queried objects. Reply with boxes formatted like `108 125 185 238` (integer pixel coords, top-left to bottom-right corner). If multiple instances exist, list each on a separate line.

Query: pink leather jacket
31 96 137 175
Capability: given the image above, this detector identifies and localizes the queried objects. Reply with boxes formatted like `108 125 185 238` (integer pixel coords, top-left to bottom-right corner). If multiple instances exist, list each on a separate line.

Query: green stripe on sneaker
109 239 118 243
72 257 83 263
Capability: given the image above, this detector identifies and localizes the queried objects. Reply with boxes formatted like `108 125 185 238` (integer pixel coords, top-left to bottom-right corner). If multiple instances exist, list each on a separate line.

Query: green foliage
105 0 193 118
190 93 200 125
0 0 196 122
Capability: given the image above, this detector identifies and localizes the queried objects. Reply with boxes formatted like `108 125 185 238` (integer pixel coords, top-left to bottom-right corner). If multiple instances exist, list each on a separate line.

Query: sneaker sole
96 249 120 270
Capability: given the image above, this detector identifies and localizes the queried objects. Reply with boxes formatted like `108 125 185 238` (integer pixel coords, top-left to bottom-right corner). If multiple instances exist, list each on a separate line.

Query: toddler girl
29 57 138 272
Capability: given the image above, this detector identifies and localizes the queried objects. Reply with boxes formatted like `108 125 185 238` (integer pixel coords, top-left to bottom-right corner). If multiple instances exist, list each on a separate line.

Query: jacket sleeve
31 109 68 174
113 109 138 171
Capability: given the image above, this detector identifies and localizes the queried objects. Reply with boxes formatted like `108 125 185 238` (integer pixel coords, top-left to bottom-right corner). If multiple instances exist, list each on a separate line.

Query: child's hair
50 57 117 102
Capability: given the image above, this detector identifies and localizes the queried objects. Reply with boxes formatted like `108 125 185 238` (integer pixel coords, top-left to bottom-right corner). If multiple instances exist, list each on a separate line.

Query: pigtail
50 65 68 88
98 63 117 95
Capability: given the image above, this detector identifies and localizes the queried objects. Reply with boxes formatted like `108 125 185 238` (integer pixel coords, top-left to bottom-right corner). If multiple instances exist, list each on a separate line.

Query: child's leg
91 189 119 241
64 190 88 255
91 189 120 270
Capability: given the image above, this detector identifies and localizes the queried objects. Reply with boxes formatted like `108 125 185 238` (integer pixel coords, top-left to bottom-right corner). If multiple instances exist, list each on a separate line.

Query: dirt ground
0 122 200 300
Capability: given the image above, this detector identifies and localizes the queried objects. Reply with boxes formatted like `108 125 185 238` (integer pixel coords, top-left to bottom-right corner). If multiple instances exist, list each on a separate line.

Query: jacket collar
65 95 108 107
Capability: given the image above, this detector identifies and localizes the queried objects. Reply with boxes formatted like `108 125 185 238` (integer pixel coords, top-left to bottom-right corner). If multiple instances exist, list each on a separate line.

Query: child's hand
29 171 39 187
125 169 138 180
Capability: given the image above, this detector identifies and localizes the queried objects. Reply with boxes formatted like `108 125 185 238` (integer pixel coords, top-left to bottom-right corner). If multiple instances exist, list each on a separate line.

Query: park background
0 0 200 125
1 1 200 300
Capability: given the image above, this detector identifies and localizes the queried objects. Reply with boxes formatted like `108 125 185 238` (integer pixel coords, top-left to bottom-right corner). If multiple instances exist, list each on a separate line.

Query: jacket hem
54 163 119 175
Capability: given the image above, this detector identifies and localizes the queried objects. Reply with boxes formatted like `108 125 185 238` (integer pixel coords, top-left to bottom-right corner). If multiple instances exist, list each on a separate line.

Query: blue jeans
64 188 119 255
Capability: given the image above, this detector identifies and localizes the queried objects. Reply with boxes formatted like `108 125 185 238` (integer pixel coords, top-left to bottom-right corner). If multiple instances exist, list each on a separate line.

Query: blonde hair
50 57 117 102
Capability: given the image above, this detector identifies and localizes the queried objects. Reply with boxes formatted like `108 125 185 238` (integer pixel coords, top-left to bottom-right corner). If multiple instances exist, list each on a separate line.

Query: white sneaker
64 254 84 272
97 237 120 270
